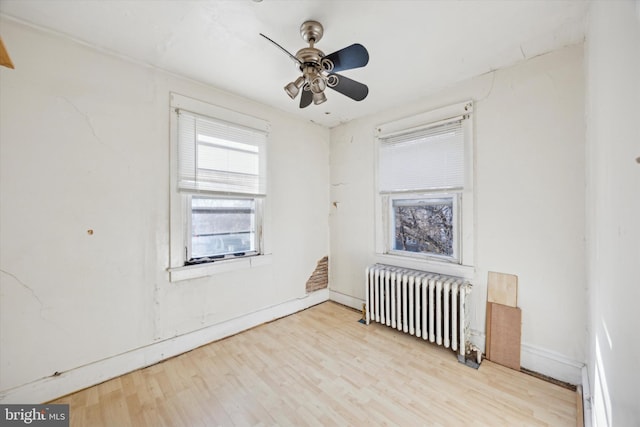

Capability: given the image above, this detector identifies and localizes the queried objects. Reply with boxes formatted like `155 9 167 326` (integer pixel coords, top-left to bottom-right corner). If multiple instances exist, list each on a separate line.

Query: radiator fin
365 264 471 357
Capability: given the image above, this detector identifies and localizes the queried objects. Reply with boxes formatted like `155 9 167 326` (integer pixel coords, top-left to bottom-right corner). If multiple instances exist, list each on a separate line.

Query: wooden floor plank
51 301 577 426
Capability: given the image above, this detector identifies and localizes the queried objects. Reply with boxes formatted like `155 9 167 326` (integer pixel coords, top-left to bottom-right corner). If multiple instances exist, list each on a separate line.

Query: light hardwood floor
52 301 577 426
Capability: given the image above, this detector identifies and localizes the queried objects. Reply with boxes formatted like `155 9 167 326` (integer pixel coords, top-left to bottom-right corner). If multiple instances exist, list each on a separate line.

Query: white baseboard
329 293 584 385
469 330 583 385
0 289 329 404
582 365 592 427
520 342 584 385
329 290 364 311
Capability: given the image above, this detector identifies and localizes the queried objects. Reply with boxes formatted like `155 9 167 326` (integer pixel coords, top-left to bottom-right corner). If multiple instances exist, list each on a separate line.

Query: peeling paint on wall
305 256 328 292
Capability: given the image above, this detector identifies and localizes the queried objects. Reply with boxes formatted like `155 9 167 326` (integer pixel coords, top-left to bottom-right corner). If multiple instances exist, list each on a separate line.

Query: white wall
330 44 586 384
0 18 329 402
585 1 640 425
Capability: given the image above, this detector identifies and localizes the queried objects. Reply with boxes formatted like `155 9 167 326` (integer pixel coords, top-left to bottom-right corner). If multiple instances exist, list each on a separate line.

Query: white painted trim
0 289 329 404
520 342 584 385
373 254 475 280
329 290 364 311
375 100 473 137
170 92 270 133
471 332 584 385
168 254 273 282
582 365 593 427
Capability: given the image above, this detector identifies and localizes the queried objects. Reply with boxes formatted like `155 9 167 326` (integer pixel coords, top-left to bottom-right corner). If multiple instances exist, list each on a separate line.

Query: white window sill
374 253 474 280
168 254 272 282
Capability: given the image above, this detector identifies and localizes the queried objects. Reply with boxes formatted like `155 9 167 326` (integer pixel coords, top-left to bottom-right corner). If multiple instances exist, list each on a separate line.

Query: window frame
374 101 474 273
168 93 271 282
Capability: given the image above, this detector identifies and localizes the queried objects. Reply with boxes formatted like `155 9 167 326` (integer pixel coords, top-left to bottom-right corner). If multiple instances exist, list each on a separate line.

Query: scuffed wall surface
0 18 329 395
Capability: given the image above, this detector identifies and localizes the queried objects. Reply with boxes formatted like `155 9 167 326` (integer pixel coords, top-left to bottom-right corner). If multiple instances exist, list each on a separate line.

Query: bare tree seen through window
392 198 454 256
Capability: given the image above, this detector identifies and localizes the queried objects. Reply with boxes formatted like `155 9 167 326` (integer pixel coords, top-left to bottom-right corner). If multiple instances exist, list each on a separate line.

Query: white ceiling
0 0 588 127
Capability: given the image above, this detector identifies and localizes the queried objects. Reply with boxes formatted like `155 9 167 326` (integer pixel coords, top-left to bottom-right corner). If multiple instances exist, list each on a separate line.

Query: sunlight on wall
593 337 612 427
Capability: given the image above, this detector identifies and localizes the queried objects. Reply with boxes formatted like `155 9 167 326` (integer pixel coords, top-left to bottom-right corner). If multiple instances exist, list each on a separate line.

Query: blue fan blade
324 44 369 73
299 86 313 108
329 73 368 101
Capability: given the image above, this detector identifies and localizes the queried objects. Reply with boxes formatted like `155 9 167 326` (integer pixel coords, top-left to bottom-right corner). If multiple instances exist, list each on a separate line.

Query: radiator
365 264 472 357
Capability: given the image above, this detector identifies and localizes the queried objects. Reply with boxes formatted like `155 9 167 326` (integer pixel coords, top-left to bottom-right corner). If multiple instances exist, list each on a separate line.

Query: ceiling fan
260 20 369 108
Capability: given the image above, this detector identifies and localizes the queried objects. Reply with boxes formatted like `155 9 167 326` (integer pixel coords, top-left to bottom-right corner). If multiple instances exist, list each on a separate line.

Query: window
390 195 458 260
376 101 473 265
188 197 256 262
169 93 269 279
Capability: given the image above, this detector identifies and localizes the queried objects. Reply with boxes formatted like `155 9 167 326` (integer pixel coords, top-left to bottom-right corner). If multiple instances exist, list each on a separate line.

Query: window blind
378 120 464 192
177 109 267 196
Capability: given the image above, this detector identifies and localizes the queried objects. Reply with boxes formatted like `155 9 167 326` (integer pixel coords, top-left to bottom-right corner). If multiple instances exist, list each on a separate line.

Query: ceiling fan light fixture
284 76 306 99
310 76 326 93
284 82 299 99
312 91 327 105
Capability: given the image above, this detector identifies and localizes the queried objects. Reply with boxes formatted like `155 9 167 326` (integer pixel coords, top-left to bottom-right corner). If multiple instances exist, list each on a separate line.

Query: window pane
197 141 259 175
392 197 455 257
191 197 255 259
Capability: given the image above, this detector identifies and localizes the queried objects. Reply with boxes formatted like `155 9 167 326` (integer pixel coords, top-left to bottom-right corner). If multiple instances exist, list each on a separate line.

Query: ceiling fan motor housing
300 20 323 44
295 47 324 68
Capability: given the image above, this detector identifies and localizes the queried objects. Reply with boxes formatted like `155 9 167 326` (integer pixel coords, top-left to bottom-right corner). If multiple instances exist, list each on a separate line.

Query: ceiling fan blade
324 43 369 72
328 73 368 101
299 87 313 108
259 33 302 66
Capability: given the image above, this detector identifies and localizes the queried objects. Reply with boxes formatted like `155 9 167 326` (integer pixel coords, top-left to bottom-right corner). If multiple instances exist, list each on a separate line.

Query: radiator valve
458 344 482 369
